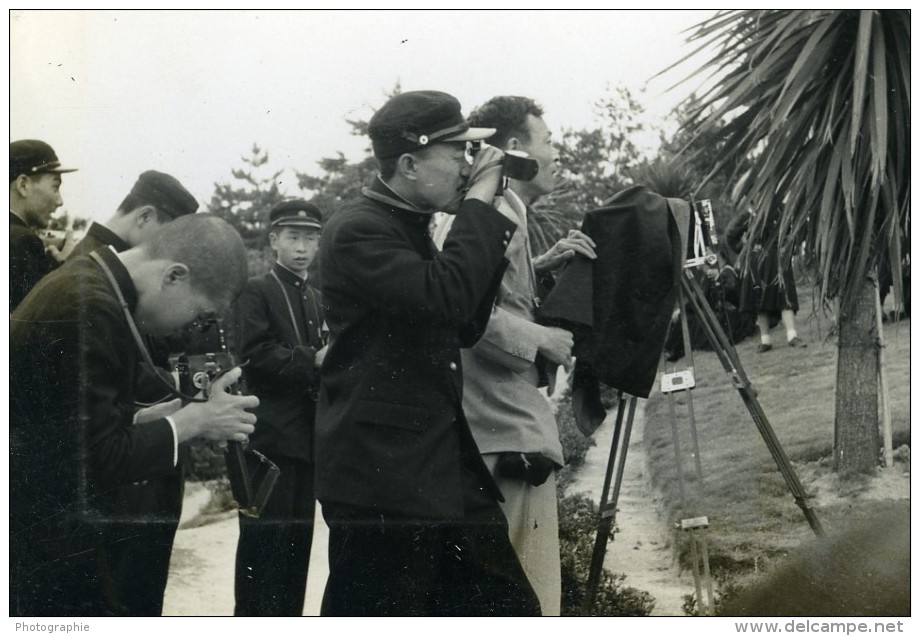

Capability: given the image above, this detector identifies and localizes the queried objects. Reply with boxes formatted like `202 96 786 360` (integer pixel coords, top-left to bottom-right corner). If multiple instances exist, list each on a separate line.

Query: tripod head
685 197 720 270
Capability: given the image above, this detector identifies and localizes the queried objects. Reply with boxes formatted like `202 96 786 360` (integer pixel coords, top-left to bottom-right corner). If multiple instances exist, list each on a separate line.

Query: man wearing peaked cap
233 197 326 616
9 139 78 311
69 170 199 260
315 90 540 616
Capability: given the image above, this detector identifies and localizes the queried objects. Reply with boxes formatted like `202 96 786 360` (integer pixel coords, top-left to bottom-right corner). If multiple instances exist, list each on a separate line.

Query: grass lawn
642 287 910 591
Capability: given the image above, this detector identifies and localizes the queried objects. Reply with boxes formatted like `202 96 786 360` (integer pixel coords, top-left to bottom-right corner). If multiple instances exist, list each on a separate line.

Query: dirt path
566 399 693 616
162 486 330 616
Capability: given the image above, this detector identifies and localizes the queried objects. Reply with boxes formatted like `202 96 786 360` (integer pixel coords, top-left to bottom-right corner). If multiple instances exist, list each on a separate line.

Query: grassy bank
642 291 910 600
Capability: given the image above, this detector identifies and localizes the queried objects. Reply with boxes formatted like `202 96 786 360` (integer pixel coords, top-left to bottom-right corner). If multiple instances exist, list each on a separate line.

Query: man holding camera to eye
315 90 540 616
10 214 259 616
434 96 596 615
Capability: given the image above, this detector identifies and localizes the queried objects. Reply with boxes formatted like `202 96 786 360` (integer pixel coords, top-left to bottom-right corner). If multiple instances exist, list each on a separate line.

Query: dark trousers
234 457 315 616
320 464 541 616
104 472 184 616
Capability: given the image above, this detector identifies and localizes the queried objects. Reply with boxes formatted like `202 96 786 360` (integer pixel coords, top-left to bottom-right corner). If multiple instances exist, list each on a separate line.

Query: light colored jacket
433 190 563 465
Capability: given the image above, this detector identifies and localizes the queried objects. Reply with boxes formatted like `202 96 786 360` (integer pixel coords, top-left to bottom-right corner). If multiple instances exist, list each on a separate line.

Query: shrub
558 492 656 616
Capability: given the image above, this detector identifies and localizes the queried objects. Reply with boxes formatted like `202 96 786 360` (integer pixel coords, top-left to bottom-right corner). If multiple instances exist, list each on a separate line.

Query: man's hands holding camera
463 143 505 204
170 366 259 444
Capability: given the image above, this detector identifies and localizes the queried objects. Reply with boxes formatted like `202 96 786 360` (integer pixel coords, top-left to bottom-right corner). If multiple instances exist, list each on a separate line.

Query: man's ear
506 136 522 152
135 205 159 228
268 231 280 250
161 263 191 288
397 153 418 181
12 174 31 197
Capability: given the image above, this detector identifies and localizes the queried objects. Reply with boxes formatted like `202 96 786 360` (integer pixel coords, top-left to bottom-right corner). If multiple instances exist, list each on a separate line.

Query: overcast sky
10 9 718 224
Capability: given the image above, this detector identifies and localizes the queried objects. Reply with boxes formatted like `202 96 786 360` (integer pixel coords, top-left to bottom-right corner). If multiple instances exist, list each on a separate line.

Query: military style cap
368 90 496 159
129 170 199 219
269 199 323 230
9 139 77 182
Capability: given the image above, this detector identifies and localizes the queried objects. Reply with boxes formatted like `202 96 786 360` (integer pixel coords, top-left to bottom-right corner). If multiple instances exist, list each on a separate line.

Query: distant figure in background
726 208 807 353
9 139 77 311
233 199 327 616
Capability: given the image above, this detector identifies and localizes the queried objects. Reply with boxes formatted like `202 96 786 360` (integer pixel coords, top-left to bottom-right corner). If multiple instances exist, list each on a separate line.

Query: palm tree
674 10 910 475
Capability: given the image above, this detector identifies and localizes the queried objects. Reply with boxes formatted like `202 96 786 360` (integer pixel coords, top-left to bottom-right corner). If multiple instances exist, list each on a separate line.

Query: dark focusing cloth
537 185 687 434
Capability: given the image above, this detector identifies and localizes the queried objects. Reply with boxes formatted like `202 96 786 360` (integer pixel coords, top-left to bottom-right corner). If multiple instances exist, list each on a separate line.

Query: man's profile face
270 226 320 276
516 115 558 198
135 274 223 336
412 142 472 213
21 173 63 229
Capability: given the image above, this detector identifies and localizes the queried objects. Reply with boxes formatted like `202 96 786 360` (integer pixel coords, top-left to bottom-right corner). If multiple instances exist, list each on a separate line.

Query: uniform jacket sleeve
237 278 318 387
329 199 516 327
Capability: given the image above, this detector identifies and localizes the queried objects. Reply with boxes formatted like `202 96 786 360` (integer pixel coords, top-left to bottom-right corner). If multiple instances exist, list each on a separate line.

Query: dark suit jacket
315 177 516 521
10 247 176 615
10 212 58 311
237 263 325 462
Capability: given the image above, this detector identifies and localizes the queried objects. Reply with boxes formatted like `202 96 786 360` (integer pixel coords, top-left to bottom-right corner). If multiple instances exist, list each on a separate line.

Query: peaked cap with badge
367 90 496 159
269 199 323 230
10 139 78 182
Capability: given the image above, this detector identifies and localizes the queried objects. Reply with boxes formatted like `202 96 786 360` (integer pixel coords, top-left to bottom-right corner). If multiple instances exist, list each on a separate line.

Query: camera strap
270 270 304 346
89 250 206 404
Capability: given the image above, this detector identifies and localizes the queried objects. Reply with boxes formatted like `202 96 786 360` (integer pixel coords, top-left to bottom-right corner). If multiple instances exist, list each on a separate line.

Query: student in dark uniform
68 169 198 258
63 170 200 616
316 90 540 616
233 199 327 616
9 139 77 311
10 214 259 616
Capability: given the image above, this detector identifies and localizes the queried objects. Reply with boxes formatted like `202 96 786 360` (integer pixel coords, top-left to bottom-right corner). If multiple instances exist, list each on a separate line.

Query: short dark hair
116 192 171 224
377 156 399 181
144 213 248 307
467 96 544 149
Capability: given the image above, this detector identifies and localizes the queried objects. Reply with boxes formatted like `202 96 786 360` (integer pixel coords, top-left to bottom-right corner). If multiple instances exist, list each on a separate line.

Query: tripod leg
583 394 637 613
687 531 707 615
681 274 825 537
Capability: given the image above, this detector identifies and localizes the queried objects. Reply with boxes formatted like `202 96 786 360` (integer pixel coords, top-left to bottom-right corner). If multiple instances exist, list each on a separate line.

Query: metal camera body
469 140 539 182
176 351 241 398
173 318 280 519
686 198 719 270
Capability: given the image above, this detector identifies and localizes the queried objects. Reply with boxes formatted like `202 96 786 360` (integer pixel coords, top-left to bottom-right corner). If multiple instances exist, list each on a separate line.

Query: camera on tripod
685 198 719 269
467 140 540 181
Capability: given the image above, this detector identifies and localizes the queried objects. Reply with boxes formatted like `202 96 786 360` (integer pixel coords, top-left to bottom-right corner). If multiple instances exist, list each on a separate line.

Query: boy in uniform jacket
233 199 327 616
